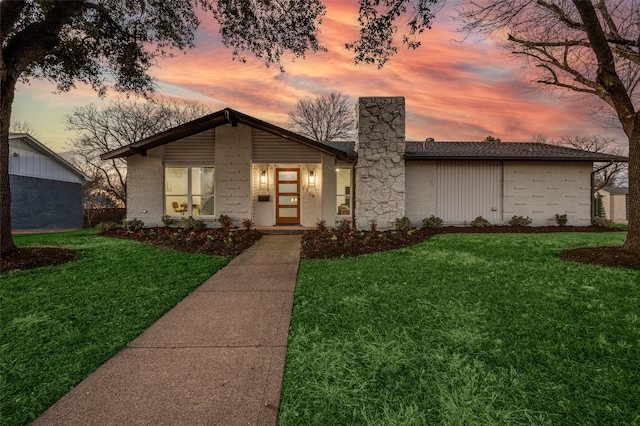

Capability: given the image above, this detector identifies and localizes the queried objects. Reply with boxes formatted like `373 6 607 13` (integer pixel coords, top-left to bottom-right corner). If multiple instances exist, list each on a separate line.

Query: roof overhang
101 108 354 161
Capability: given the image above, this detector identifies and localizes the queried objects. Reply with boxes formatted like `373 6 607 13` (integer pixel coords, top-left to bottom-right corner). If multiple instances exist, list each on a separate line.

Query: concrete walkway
34 235 301 426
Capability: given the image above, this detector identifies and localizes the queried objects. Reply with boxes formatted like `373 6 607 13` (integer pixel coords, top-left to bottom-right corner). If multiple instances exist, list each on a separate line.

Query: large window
336 168 351 216
165 167 214 217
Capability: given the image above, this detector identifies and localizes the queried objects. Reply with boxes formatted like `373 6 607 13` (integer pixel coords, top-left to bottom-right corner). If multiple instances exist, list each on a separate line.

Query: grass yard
280 232 640 425
0 229 227 426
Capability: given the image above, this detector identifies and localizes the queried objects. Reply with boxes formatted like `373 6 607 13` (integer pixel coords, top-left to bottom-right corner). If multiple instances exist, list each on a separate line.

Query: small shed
8 133 91 230
597 186 629 224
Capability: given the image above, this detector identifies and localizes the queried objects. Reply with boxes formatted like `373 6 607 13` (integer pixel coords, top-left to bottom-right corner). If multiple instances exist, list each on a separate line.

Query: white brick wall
215 124 252 226
503 161 592 225
405 161 437 226
126 149 164 226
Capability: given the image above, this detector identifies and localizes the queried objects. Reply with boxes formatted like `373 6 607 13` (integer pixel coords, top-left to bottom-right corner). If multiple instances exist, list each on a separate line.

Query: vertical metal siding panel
252 129 321 163
436 161 502 222
164 130 215 165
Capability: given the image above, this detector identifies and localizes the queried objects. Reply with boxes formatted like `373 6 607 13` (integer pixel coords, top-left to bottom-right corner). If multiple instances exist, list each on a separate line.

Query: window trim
165 166 215 217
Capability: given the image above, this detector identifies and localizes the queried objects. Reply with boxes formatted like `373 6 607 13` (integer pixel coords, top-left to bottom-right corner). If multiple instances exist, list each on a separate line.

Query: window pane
278 171 297 181
279 207 298 217
166 168 188 195
336 168 351 215
192 167 215 196
279 196 298 206
166 196 188 215
199 195 215 215
278 183 298 193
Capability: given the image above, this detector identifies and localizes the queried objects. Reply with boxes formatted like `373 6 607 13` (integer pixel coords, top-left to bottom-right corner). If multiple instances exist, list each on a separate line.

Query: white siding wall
9 147 81 183
126 148 164 226
503 161 592 225
405 161 437 226
436 161 503 224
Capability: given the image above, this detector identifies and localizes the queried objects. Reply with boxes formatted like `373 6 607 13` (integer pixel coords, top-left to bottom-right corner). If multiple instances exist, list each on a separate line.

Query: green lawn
0 229 227 426
280 232 640 425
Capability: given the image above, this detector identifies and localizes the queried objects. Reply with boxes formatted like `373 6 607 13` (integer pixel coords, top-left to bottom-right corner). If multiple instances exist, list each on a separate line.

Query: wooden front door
276 168 300 224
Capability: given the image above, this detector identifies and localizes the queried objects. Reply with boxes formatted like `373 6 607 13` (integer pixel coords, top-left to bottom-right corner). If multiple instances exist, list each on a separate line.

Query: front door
276 168 300 224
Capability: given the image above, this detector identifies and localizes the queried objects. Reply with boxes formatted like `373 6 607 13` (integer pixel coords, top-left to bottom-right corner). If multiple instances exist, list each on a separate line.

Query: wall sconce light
260 170 267 185
308 170 315 186
12 152 19 157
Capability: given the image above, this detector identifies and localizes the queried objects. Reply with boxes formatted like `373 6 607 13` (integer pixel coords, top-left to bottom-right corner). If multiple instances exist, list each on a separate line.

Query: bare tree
287 92 355 142
66 97 212 205
459 0 640 253
559 135 628 190
9 121 37 137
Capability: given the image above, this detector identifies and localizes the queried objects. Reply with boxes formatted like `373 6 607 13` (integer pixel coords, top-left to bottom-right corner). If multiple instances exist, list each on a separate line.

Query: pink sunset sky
11 1 626 152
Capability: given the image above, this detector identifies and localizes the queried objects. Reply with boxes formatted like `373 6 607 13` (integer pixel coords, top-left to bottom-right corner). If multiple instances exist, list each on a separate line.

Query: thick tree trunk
623 125 640 253
0 69 17 257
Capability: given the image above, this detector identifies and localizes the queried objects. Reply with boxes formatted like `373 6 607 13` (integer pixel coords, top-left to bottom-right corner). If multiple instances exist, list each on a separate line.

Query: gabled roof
9 133 92 182
600 186 629 195
404 142 628 162
101 108 353 160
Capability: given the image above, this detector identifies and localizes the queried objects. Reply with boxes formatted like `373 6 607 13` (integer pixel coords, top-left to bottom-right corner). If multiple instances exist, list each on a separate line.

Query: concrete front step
256 226 313 235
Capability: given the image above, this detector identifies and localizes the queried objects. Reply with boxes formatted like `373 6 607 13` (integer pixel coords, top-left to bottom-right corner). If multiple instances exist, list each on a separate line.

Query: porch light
260 170 267 185
308 170 315 186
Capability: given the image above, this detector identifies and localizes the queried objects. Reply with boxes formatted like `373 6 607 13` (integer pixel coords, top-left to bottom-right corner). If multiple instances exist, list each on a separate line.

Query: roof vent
425 137 435 142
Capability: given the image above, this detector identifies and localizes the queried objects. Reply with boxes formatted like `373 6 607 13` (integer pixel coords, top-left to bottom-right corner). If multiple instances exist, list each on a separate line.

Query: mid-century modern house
9 133 91 230
596 186 629 224
102 97 627 229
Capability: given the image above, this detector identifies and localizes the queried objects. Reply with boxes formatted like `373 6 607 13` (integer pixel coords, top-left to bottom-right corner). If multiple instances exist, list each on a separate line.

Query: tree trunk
623 123 640 253
0 68 17 257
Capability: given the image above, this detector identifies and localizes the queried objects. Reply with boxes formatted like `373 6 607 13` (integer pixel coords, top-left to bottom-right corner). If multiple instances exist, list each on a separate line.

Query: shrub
554 213 568 226
508 215 532 226
122 218 145 231
470 216 491 227
180 216 207 232
592 216 615 228
422 215 443 229
394 216 413 231
97 222 120 232
218 214 233 229
336 219 352 233
242 218 254 230
161 215 175 227
316 219 327 232
369 219 378 233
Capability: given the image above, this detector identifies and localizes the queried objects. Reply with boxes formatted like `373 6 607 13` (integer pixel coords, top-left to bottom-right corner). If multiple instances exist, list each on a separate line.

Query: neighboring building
597 186 629 224
9 133 91 230
102 97 628 229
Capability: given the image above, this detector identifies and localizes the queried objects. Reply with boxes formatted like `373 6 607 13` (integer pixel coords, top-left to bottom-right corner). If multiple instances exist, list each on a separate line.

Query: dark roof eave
405 154 628 162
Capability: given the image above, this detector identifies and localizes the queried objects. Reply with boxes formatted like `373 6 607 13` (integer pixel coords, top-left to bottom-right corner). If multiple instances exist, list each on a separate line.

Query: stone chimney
355 97 406 230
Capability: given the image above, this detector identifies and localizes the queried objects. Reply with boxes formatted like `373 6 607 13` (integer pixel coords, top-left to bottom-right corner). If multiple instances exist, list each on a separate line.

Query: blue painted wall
10 175 83 230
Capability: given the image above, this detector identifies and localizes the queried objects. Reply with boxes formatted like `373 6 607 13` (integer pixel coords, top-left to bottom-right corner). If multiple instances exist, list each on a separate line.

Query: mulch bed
1 247 76 273
1 225 636 272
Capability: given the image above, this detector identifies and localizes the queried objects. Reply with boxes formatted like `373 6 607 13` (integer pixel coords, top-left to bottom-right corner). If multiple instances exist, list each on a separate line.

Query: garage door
436 161 502 223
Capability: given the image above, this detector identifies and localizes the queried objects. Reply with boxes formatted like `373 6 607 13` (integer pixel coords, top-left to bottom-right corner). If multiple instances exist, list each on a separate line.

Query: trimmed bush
122 218 145 231
592 216 615 228
180 216 207 232
161 215 175 227
508 215 532 226
554 214 568 226
97 222 121 232
394 216 413 231
336 219 352 233
422 215 444 229
217 214 233 229
242 218 254 230
470 216 491 227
